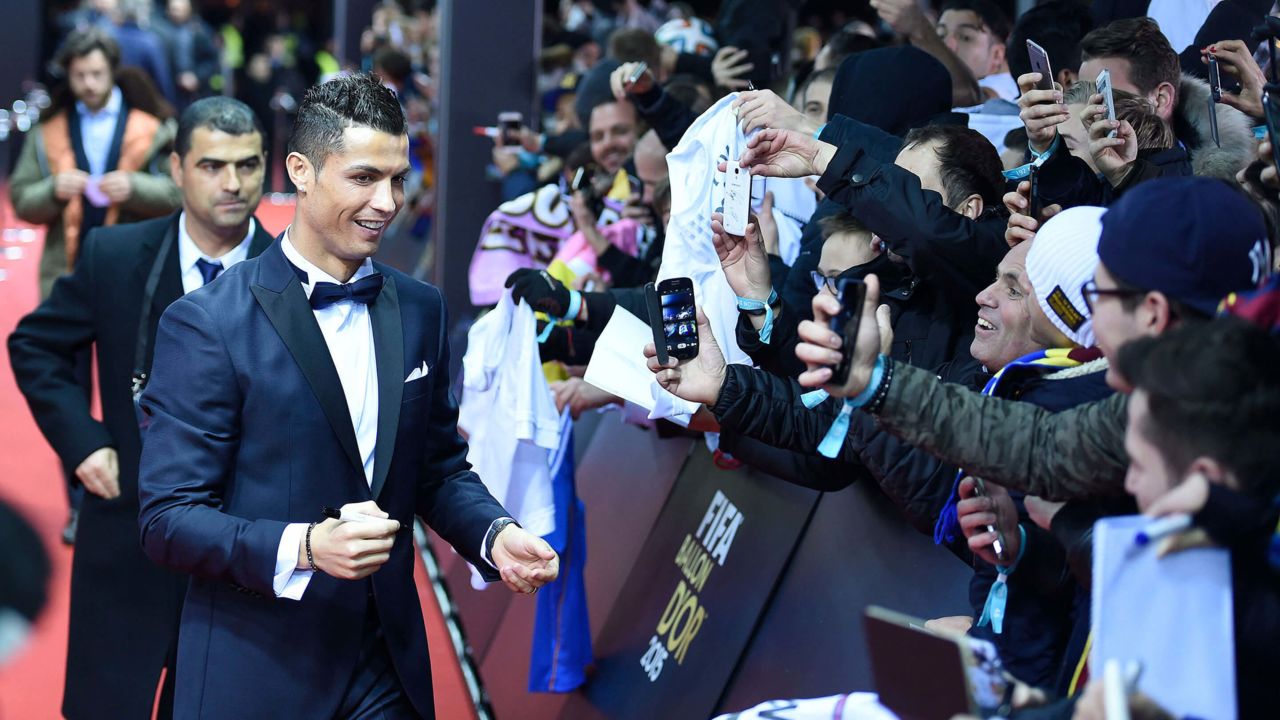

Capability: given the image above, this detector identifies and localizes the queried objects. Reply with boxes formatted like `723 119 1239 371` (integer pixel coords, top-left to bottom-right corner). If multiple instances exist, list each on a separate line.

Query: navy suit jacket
137 239 508 719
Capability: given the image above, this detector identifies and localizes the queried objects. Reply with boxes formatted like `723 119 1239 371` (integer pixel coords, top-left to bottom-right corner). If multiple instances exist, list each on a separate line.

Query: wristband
736 289 779 344
1002 132 1060 181
536 290 583 343
305 521 319 572
813 123 827 140
977 524 1028 635
815 354 886 458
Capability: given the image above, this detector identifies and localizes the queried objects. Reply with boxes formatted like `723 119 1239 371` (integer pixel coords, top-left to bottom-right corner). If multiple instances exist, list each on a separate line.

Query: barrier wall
435 411 973 719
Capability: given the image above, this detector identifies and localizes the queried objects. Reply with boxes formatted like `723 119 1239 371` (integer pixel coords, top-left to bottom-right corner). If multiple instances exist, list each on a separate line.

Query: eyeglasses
811 271 839 294
1081 279 1146 313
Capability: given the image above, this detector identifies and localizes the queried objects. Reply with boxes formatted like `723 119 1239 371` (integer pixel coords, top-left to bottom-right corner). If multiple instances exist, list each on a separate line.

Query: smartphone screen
657 278 699 361
498 111 523 145
828 278 866 385
1026 40 1054 92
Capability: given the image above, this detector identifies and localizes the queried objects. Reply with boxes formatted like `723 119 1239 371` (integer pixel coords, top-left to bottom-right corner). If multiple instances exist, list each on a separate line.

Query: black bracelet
865 356 895 415
305 521 319 572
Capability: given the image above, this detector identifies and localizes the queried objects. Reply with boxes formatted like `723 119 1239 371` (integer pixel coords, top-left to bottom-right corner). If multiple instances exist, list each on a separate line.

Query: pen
321 506 411 533
1134 514 1192 546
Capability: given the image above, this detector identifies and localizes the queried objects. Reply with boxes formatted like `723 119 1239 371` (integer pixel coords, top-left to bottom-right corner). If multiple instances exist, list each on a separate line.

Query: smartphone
1264 89 1280 174
1207 55 1222 148
827 278 866 386
644 282 670 366
571 165 605 218
1026 40 1054 92
657 277 699 361
722 160 751 236
1028 163 1042 219
624 61 656 96
498 111 523 145
1096 68 1117 138
971 478 1008 564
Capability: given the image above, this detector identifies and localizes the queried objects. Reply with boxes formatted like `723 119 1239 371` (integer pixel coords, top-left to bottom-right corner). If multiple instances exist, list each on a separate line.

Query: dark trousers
336 595 421 720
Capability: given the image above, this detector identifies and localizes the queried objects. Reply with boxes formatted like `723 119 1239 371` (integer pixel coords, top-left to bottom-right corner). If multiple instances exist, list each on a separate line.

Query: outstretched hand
722 128 836 179
491 523 560 595
644 307 728 406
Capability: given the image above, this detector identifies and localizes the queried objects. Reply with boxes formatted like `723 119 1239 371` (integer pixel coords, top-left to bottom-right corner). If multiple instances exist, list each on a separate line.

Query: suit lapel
369 273 403 500
250 243 365 477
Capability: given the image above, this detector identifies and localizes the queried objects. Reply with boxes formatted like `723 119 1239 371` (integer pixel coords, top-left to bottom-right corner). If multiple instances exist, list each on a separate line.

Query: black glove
505 268 572 317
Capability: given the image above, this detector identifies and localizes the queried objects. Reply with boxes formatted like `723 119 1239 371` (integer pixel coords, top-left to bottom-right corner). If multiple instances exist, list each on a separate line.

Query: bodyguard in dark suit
8 97 272 718
137 73 559 719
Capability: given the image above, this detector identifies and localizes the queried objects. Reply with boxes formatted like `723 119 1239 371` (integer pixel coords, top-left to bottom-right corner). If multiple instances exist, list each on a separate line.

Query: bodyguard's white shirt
75 86 123 178
177 212 255 293
272 230 379 599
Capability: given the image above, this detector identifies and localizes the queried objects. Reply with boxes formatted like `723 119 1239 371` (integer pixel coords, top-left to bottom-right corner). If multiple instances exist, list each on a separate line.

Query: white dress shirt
177 213 255 293
273 230 380 599
75 86 123 178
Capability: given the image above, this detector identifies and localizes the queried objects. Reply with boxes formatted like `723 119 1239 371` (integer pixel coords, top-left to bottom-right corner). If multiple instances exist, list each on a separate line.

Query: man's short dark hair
56 27 120 73
608 27 662 70
1080 17 1180 96
1006 1 1093 83
1116 317 1280 499
373 46 412 86
901 124 1005 209
939 0 1011 43
287 73 406 169
175 97 265 157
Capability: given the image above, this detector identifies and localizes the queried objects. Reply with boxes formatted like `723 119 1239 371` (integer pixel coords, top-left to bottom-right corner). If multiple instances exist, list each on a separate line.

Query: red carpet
0 198 475 719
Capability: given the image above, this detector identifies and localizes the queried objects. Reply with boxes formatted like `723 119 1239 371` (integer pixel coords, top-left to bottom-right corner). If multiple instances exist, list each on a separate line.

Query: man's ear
1137 290 1174 336
1056 68 1078 92
957 193 984 220
1186 459 1235 491
1152 81 1177 119
989 40 1006 75
169 151 183 189
286 152 312 194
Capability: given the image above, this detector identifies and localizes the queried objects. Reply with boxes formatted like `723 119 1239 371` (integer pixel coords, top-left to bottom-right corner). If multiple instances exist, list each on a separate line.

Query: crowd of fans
471 1 1280 718
7 0 1280 718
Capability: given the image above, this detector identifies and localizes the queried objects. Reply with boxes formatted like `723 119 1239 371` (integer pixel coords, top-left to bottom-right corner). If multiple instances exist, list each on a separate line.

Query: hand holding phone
827 278 867 386
624 61 655 95
571 165 606 220
971 478 1009 564
498 111 523 146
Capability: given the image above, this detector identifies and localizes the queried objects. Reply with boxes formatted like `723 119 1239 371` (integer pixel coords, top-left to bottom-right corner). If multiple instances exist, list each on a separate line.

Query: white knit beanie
1026 206 1105 348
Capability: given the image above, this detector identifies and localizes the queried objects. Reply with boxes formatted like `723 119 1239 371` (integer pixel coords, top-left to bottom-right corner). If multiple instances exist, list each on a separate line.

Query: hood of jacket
1175 74 1256 182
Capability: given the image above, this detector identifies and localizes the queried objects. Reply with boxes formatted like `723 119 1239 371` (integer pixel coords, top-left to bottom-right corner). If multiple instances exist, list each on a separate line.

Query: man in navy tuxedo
137 73 559 719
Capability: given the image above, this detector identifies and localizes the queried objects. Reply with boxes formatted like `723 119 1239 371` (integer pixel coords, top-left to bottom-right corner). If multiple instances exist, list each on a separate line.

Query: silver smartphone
1096 68 1117 138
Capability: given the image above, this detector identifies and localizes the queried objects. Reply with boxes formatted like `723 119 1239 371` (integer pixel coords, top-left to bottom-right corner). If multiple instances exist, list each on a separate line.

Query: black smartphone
1264 89 1280 174
644 282 669 367
498 111 523 145
657 277 699 361
571 165 606 218
1026 40 1054 92
1207 56 1222 148
1028 163 1042 219
828 278 867 386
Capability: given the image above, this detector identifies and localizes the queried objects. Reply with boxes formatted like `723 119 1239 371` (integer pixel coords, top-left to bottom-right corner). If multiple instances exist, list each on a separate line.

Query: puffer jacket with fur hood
1174 73 1256 181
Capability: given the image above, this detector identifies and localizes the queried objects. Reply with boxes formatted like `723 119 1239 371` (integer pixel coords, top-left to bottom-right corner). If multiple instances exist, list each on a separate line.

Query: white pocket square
404 361 429 383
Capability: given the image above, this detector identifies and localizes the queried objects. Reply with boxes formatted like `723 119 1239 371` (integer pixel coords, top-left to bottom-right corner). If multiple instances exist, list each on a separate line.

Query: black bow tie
309 273 385 310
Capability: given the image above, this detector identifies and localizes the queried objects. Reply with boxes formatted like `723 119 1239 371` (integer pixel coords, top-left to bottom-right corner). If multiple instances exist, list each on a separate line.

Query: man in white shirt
137 73 558 719
8 96 272 720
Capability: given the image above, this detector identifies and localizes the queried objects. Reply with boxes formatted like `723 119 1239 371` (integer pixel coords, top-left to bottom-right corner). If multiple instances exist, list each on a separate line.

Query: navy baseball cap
1098 177 1272 316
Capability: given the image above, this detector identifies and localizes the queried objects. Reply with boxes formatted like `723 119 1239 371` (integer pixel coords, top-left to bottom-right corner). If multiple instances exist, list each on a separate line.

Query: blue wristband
736 289 779 344
535 290 582 344
1002 133 1060 181
815 355 886 458
977 524 1028 635
813 123 827 140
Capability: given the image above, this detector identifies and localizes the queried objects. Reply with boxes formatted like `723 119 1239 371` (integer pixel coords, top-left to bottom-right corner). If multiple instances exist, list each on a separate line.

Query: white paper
1091 515 1236 720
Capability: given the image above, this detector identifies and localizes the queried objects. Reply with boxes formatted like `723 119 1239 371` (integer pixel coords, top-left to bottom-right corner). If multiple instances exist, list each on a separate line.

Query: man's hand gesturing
491 524 560 595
